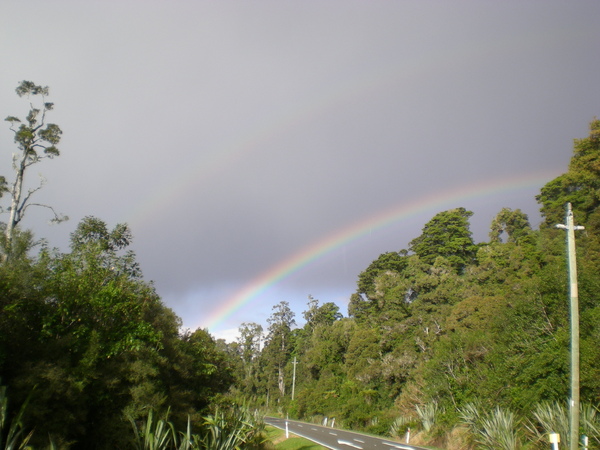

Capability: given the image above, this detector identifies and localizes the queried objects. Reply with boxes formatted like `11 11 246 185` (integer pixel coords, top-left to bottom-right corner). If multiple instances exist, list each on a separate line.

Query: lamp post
556 202 584 450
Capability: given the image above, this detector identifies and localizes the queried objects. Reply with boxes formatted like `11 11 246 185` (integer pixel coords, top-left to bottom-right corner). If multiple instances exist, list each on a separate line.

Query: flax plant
129 405 267 450
479 407 520 450
459 402 521 450
175 416 203 450
129 409 176 450
201 407 267 450
0 383 34 450
416 400 443 433
201 411 246 450
528 401 600 449
388 416 412 439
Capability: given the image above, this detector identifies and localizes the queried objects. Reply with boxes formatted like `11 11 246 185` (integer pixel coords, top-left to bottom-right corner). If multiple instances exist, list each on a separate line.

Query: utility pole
291 356 298 400
556 202 584 450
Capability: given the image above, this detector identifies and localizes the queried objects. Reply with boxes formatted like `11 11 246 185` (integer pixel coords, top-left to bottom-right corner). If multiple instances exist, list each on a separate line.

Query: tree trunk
5 162 25 259
278 365 285 396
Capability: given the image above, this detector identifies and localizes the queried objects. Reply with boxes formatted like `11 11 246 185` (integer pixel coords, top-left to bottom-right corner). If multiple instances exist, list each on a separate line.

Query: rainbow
201 170 559 330
119 30 569 330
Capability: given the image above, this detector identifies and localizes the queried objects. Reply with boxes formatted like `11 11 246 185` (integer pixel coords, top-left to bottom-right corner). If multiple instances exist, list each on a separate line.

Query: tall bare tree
2 81 66 260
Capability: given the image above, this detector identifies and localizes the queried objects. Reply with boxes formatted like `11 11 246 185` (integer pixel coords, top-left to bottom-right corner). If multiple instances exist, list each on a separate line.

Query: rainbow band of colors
203 170 557 330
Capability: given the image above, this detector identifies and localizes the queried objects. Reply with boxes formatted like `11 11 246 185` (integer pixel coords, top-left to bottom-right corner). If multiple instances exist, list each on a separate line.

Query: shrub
459 403 521 450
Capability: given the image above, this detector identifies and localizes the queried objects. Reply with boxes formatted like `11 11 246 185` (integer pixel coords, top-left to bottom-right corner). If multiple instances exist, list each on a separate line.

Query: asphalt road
265 416 429 450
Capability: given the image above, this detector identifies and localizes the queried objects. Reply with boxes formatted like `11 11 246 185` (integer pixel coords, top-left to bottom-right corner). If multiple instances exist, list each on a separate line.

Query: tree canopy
409 207 477 271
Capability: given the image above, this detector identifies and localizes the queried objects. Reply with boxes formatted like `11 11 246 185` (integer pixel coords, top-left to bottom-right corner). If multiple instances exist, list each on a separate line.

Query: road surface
265 416 429 450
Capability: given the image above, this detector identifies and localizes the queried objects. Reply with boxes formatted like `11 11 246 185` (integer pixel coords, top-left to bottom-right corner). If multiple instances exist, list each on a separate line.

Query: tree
263 301 295 397
238 322 263 365
349 252 409 322
356 252 408 298
302 296 342 332
409 207 477 272
171 328 236 420
489 207 533 244
0 216 239 448
348 292 370 321
236 322 263 395
2 81 66 261
537 118 600 229
0 217 166 447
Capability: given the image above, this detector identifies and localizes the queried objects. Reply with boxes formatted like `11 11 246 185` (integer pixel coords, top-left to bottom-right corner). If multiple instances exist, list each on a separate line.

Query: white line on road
338 440 363 449
265 420 341 450
382 442 414 449
354 439 365 443
330 432 338 436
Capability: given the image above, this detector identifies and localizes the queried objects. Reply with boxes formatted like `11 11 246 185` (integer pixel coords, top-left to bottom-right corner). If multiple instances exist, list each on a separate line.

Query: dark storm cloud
1 1 599 336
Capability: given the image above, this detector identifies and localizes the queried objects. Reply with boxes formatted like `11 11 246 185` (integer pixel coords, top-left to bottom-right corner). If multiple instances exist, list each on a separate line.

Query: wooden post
556 203 584 450
291 356 298 400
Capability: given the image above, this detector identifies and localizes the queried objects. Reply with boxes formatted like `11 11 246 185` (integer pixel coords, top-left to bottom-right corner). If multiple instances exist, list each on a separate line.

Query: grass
266 426 327 450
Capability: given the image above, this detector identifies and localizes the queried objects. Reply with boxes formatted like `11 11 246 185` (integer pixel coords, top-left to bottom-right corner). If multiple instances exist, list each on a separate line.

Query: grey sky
2 1 599 339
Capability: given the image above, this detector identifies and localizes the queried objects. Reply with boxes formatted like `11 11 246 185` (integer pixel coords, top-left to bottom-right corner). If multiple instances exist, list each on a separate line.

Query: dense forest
1 81 599 449
231 117 600 448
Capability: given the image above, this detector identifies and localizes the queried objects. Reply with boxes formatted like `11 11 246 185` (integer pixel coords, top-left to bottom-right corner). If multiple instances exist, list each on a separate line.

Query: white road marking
338 440 363 449
354 439 365 443
330 432 338 436
382 442 413 449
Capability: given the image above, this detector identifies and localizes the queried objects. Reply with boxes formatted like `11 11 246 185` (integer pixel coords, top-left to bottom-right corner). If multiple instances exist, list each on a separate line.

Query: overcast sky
2 1 599 340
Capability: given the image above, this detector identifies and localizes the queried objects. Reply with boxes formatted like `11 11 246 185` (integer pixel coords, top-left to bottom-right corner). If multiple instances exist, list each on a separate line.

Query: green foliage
129 409 177 450
261 302 296 400
0 216 236 448
459 403 522 450
0 177 7 199
127 406 267 450
356 252 408 297
416 401 444 433
388 415 413 439
302 296 342 332
528 402 600 449
537 118 600 228
0 383 34 450
200 407 267 450
409 207 477 272
3 109 600 448
345 327 380 383
234 118 600 448
489 207 533 244
238 323 263 365
15 80 49 97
